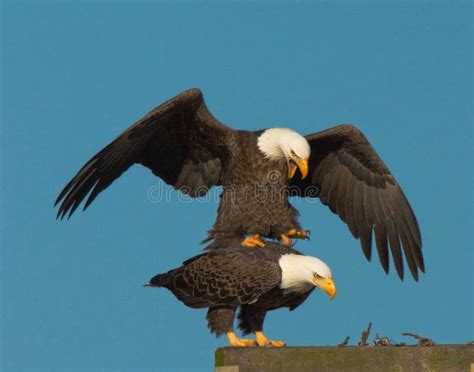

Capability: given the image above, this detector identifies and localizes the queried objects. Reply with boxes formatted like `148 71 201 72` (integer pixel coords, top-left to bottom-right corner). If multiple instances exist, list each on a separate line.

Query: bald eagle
55 88 423 280
145 241 335 347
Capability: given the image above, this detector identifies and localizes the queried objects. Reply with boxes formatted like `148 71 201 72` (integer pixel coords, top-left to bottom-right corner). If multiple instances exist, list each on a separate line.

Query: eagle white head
278 254 336 299
257 128 311 179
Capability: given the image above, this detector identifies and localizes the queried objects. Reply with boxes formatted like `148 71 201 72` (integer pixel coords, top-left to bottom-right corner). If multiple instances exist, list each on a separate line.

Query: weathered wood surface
215 345 474 372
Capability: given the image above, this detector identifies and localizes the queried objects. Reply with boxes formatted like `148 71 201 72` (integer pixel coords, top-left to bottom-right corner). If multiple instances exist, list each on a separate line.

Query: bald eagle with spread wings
55 88 423 280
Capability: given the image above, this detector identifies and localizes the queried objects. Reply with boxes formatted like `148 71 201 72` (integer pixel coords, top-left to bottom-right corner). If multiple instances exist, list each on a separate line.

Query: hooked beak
288 156 309 179
314 277 336 300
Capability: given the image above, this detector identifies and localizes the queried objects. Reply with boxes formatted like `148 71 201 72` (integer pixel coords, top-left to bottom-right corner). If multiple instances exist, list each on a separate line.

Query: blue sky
1 1 472 371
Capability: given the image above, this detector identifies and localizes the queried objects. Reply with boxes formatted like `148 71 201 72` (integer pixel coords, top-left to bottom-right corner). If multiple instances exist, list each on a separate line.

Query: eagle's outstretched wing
55 88 233 219
290 124 423 281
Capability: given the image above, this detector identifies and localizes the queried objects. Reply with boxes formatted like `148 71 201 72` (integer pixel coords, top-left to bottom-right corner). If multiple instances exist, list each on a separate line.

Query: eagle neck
257 129 286 160
278 254 314 294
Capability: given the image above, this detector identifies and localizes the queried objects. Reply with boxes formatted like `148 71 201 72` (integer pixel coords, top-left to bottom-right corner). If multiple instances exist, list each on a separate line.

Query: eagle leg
226 331 256 347
241 235 266 248
255 331 286 347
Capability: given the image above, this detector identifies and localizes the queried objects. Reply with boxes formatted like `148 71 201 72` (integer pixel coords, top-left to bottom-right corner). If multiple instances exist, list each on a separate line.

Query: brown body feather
206 130 301 244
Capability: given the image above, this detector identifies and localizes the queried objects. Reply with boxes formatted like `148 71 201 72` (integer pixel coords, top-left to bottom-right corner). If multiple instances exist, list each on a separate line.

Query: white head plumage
257 128 311 161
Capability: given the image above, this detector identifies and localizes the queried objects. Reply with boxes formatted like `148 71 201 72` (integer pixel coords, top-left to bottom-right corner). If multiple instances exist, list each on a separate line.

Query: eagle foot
280 229 311 246
287 229 310 240
241 235 266 248
227 332 256 347
255 331 286 347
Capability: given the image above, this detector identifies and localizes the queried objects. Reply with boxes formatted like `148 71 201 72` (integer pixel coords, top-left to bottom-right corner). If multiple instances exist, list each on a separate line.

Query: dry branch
402 332 436 346
338 336 350 347
374 333 393 346
358 322 372 346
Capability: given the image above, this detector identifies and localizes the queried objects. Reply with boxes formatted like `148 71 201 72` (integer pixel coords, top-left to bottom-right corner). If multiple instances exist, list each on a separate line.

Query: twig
358 322 372 346
338 336 350 347
402 332 436 346
373 333 393 346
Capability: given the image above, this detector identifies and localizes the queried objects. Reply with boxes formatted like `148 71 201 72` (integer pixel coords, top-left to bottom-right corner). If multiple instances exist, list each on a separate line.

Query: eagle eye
313 273 321 279
290 150 297 157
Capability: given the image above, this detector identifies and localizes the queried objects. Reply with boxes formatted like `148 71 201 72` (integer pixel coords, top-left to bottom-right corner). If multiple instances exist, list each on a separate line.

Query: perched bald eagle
145 241 335 347
55 88 423 280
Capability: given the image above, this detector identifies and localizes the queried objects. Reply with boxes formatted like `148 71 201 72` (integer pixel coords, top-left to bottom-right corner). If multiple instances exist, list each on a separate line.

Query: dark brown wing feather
55 88 233 219
290 124 423 281
164 249 282 308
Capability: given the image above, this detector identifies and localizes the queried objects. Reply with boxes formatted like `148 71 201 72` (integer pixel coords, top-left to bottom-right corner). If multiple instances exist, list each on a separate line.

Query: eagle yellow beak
314 277 336 300
288 156 309 180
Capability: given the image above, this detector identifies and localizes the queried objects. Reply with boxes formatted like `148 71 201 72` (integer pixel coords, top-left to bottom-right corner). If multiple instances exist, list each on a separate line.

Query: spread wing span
290 124 423 281
55 88 233 219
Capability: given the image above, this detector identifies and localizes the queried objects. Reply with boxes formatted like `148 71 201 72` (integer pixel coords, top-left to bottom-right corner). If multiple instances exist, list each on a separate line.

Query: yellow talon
280 234 292 246
241 235 266 248
255 331 286 347
287 229 310 239
227 331 255 347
